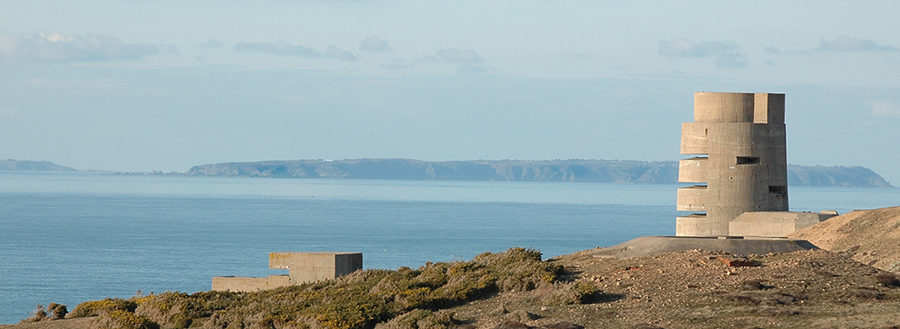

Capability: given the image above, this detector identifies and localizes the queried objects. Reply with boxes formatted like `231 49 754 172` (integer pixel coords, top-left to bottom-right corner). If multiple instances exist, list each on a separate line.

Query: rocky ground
10 248 900 329
449 249 900 328
789 206 900 273
5 207 900 329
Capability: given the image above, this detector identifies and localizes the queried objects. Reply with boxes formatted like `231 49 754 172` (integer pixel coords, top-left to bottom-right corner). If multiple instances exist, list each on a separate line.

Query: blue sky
1 1 899 184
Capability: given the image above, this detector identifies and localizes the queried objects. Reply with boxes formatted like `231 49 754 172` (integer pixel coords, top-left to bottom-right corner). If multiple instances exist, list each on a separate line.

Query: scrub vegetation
63 248 599 329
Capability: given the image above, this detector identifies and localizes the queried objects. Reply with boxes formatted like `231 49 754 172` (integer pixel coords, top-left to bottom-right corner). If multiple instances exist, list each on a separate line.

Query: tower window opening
769 185 787 195
736 156 760 165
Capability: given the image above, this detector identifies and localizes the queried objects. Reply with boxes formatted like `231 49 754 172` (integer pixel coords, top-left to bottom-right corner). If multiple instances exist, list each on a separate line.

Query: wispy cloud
658 39 738 57
870 101 900 118
380 58 411 69
233 40 357 61
234 41 319 57
763 45 810 55
359 37 391 52
325 45 358 61
818 35 897 52
715 53 747 68
160 44 179 54
658 39 746 68
434 48 486 74
764 46 781 54
436 48 483 63
456 63 487 74
0 32 158 63
200 39 223 49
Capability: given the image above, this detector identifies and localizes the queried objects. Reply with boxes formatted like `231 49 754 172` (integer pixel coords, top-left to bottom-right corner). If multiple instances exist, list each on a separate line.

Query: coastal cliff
185 159 893 187
0 160 75 172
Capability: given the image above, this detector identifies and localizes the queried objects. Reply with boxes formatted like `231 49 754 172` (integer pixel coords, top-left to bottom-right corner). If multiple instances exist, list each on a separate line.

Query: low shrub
69 298 138 318
66 248 564 329
88 310 159 329
21 305 48 323
538 281 602 305
48 303 68 320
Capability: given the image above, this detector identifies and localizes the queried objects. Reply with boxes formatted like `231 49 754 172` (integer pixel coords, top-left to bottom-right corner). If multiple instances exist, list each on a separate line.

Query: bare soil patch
789 206 900 273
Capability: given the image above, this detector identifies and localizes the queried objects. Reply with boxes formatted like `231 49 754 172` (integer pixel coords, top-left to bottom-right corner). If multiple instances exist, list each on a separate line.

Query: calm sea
1 171 897 323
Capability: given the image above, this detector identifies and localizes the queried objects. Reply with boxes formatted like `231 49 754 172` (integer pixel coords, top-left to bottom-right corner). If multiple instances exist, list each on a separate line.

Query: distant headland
1 158 892 187
186 159 893 188
0 160 75 172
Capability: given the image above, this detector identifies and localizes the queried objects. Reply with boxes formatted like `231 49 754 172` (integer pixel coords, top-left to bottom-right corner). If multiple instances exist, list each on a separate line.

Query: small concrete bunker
212 252 362 292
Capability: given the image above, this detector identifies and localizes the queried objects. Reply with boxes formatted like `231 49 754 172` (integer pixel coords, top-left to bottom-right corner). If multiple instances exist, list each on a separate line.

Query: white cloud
658 39 740 58
325 45 358 61
201 39 223 48
0 32 158 63
870 101 900 118
234 41 357 61
436 48 483 63
715 53 747 68
658 39 746 68
819 35 897 52
359 37 391 52
234 40 318 57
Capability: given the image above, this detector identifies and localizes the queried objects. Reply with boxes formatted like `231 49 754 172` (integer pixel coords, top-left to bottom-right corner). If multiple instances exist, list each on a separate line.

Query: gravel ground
790 206 900 273
448 249 900 329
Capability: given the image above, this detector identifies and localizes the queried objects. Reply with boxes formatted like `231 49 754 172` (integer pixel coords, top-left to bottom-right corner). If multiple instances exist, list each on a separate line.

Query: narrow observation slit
769 185 787 195
736 156 760 165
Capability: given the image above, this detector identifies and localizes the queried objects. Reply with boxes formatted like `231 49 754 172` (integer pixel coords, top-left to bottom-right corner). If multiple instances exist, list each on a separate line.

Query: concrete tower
676 92 789 236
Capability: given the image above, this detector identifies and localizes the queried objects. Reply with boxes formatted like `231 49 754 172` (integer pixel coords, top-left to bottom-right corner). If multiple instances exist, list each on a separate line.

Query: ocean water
0 172 897 323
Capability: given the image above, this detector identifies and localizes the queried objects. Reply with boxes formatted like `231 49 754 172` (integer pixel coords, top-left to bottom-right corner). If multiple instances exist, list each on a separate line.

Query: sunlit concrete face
676 92 789 236
212 252 363 292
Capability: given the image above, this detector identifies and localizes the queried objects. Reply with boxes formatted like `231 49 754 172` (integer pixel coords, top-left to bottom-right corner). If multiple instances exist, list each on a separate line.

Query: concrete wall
212 252 363 292
729 211 836 237
676 185 707 212
270 252 363 284
678 157 708 183
212 275 291 292
677 92 789 236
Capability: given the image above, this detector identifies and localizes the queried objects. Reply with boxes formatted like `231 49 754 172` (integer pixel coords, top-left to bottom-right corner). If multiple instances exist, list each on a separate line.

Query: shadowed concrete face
677 92 789 236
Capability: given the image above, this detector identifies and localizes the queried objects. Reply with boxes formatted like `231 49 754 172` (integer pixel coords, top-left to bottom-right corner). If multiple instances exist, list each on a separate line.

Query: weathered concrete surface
211 275 291 292
677 92 789 236
588 236 817 259
729 211 837 237
270 252 363 284
212 252 362 292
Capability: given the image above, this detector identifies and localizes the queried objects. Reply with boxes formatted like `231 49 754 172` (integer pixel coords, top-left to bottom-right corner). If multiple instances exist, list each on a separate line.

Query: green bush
66 248 564 329
89 310 159 329
70 298 138 318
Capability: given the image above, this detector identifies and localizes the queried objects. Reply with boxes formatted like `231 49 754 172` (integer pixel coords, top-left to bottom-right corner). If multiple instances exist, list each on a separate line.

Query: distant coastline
2 158 892 187
185 159 893 187
0 160 75 172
